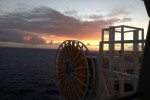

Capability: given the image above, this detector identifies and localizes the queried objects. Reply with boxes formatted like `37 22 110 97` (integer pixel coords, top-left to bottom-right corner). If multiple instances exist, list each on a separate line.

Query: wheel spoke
71 73 87 88
67 41 71 60
60 50 66 60
67 77 72 100
71 74 84 95
59 51 65 61
71 42 77 58
69 42 73 60
58 74 65 90
70 76 80 99
57 73 65 82
62 43 67 60
65 77 69 100
71 58 84 69
56 70 64 74
65 42 69 59
62 75 68 98
57 60 64 67
70 51 81 68
56 64 64 69
56 65 64 71
72 67 86 70
72 72 87 78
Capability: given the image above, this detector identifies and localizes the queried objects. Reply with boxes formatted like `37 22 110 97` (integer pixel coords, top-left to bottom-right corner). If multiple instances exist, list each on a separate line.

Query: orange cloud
23 36 32 41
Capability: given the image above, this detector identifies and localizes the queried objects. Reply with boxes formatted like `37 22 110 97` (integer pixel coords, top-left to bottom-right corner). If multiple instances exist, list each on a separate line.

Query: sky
0 0 149 51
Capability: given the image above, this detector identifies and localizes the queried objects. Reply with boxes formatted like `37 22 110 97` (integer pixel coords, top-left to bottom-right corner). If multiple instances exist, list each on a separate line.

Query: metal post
133 30 139 52
121 26 124 52
109 26 115 52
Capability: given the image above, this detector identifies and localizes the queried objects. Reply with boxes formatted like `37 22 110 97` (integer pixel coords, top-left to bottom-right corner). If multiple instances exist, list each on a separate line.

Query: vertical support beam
141 29 144 51
102 29 104 42
121 26 124 52
120 25 124 95
120 53 124 95
133 53 139 91
95 53 110 100
95 53 104 100
133 30 139 52
109 26 115 52
108 26 115 97
99 42 103 54
100 29 104 54
119 78 125 95
133 29 139 92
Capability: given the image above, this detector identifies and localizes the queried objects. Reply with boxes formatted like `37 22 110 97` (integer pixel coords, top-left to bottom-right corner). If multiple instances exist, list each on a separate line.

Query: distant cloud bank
0 6 132 45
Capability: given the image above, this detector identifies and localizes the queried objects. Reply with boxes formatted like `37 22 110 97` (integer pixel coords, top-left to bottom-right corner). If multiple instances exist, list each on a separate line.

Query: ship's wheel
55 40 95 100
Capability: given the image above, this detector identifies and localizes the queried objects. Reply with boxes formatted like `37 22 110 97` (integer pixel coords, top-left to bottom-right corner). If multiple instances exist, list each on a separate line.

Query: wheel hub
65 60 72 75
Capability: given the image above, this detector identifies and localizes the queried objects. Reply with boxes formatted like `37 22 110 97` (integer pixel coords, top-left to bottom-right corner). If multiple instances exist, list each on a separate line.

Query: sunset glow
0 0 149 51
45 40 50 44
23 36 32 41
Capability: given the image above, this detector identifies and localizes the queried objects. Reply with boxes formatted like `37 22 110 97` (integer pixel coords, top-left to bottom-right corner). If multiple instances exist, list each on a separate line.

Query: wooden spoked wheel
55 40 95 100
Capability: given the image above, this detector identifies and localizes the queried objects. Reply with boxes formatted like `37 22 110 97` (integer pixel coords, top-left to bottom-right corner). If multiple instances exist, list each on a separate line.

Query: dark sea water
0 47 62 100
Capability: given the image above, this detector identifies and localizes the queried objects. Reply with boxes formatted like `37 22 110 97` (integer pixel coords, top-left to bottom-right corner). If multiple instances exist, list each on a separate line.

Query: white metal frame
95 25 145 99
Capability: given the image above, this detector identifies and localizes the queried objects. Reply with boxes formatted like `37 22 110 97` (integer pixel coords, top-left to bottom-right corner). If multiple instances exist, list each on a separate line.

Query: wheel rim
55 40 93 100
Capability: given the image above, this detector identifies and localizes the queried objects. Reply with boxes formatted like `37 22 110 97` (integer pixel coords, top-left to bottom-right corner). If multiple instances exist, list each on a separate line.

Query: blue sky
0 0 149 50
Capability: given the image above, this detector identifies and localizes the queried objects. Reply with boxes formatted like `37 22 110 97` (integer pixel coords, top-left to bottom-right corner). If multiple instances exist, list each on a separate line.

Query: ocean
0 47 62 100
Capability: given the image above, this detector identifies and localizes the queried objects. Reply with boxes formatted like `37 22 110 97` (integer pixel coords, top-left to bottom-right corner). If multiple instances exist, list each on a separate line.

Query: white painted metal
98 25 144 98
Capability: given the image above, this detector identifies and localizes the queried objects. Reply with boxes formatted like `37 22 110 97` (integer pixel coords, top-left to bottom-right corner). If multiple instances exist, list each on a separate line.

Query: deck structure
55 25 145 100
98 25 145 98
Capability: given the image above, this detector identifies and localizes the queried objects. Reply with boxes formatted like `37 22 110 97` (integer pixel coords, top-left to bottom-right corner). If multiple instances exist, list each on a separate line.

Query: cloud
0 6 132 44
106 7 131 17
121 18 132 22
88 15 104 20
64 9 78 15
0 29 45 44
